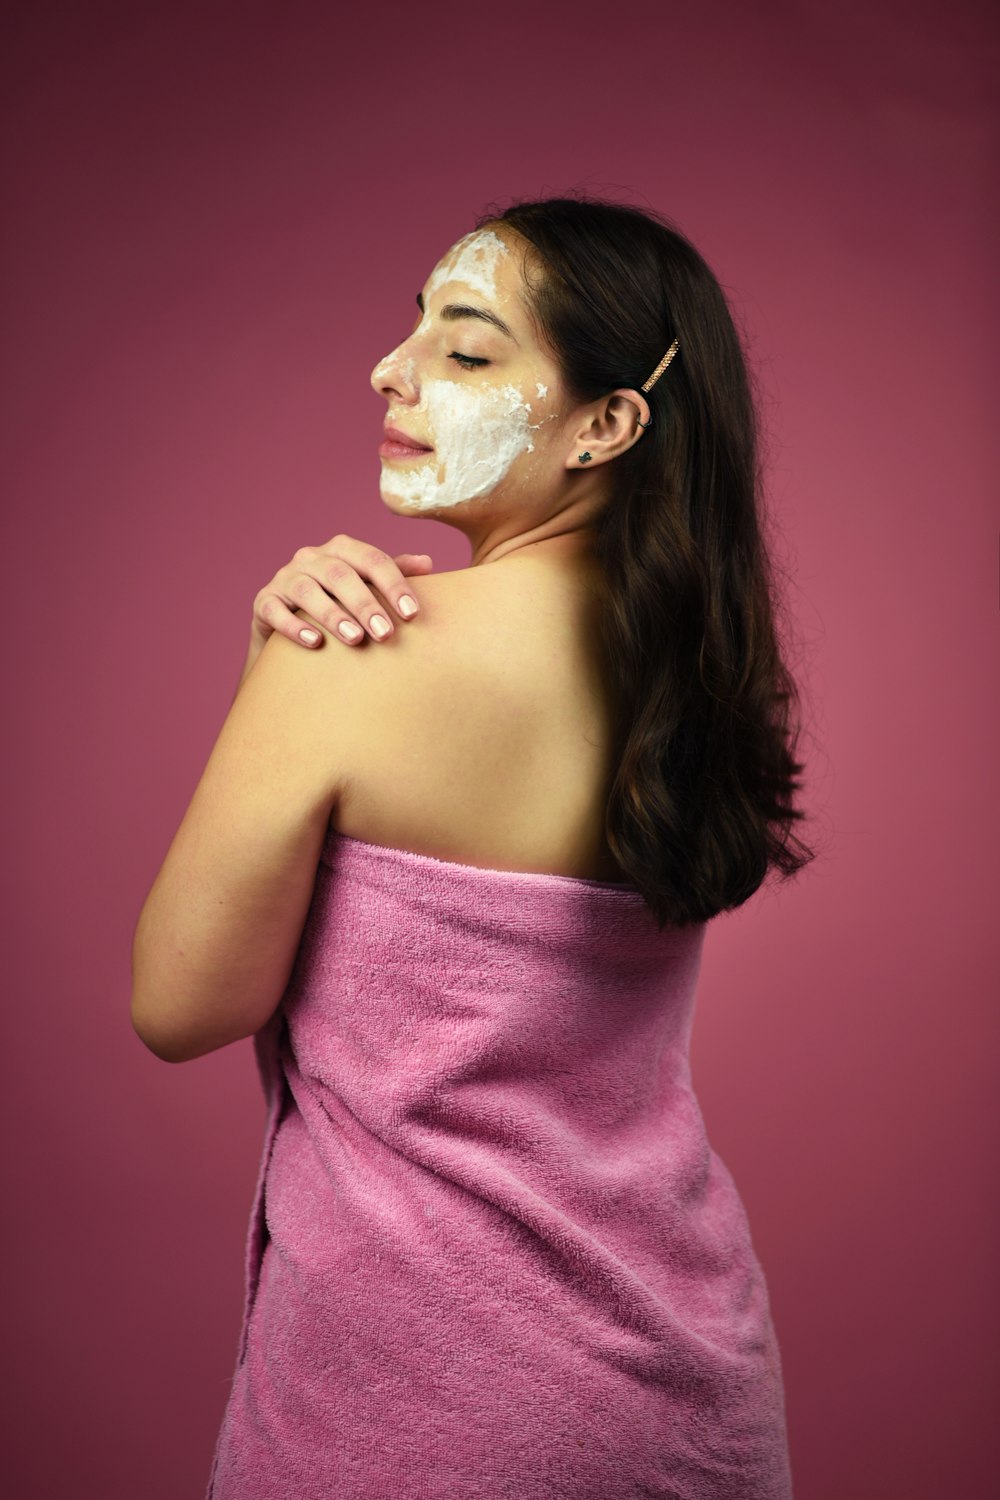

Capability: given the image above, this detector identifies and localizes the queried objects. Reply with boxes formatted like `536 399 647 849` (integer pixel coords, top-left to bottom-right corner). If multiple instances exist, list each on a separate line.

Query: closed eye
449 352 490 370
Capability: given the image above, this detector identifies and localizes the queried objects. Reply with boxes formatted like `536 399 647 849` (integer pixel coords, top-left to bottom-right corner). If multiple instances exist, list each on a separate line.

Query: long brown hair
480 195 816 928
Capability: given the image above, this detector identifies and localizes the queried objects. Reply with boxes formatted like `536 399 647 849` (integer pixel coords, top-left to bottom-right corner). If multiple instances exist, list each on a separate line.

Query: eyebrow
416 292 517 343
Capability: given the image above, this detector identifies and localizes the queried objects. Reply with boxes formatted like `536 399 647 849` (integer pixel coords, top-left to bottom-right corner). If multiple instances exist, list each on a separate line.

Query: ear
564 388 652 470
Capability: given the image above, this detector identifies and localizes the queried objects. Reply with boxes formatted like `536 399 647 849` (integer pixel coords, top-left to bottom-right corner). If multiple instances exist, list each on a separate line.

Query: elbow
131 1013 222 1064
130 977 207 1064
130 998 192 1063
131 938 208 1063
130 988 251 1064
130 933 276 1062
131 924 180 1061
130 951 178 1060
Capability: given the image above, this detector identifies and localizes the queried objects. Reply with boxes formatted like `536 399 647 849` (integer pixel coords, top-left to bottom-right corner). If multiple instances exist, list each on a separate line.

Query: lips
382 424 433 452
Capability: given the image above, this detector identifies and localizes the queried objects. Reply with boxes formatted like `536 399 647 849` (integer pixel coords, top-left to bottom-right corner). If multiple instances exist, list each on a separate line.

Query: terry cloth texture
207 828 793 1500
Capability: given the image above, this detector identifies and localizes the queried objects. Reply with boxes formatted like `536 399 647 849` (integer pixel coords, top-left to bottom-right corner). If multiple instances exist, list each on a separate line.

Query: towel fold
207 829 793 1499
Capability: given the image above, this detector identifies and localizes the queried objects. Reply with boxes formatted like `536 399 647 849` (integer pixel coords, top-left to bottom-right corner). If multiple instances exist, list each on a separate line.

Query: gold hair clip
640 338 680 394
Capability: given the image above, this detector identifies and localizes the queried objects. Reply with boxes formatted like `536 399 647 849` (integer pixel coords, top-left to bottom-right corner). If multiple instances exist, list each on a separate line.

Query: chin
378 484 419 517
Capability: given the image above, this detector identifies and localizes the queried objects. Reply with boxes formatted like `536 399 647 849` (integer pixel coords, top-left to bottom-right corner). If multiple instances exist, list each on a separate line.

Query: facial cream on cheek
380 379 542 511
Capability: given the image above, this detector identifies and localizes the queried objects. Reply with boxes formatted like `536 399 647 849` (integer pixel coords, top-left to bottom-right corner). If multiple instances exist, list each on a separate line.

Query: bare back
323 554 629 885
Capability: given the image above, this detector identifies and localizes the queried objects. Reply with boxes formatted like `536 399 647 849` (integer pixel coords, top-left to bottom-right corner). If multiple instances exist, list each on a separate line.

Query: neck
476 534 593 567
469 521 601 570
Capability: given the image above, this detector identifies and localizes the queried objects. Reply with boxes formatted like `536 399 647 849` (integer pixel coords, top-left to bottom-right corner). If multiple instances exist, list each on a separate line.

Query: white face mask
380 377 539 511
423 228 510 308
374 230 550 511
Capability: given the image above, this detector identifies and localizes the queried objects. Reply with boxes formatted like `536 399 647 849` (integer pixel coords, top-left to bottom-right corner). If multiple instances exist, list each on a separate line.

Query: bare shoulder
399 558 606 662
295 564 539 708
288 567 536 807
290 559 620 874
296 561 573 689
289 557 605 766
390 562 564 649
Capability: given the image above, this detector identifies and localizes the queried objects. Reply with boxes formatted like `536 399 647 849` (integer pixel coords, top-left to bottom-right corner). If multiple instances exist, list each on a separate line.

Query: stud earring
578 451 592 464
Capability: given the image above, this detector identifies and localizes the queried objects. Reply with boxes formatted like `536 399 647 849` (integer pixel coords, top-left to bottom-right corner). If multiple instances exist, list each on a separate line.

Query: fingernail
398 595 417 618
338 621 363 641
299 628 320 645
370 614 391 639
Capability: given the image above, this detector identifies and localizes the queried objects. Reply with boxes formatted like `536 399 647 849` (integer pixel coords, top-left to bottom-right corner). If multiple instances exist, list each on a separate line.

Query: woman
132 196 812 1498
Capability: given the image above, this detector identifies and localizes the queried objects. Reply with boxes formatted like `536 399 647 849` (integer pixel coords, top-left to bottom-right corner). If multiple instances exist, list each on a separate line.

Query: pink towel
207 829 793 1499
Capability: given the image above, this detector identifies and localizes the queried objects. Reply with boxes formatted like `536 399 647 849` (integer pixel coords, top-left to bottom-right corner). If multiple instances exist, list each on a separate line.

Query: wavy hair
479 195 817 928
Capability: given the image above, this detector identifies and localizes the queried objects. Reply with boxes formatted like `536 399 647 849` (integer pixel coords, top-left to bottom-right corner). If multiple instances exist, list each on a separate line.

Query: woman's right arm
237 533 435 693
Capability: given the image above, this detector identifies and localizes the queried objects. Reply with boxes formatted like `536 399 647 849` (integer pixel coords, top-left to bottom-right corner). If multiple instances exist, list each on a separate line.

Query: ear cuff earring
578 452 592 464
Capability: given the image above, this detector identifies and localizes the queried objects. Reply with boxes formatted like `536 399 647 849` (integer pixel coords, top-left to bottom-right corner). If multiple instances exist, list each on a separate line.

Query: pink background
2 2 996 1495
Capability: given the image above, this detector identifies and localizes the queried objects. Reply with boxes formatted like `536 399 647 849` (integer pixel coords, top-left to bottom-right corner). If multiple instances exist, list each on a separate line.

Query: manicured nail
398 594 417 618
299 628 320 645
338 621 363 641
370 614 390 639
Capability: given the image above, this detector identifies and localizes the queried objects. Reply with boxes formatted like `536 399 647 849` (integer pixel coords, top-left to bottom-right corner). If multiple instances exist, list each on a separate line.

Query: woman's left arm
130 614 346 1064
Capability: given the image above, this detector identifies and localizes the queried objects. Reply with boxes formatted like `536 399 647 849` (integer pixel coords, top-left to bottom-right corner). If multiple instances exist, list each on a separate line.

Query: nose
370 340 418 404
